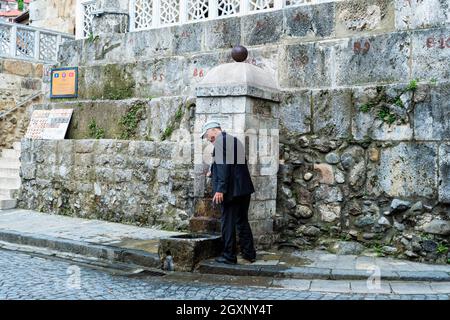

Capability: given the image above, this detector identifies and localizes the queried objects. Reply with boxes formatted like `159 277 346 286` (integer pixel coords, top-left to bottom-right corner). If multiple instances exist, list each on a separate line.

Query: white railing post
75 0 85 39
34 30 40 60
56 34 62 61
180 0 188 23
241 0 249 15
209 0 218 19
274 0 284 9
129 0 136 32
153 0 161 28
10 24 17 58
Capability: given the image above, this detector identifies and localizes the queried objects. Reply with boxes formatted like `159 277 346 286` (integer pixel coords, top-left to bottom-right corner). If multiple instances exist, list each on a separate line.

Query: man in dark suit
201 121 257 264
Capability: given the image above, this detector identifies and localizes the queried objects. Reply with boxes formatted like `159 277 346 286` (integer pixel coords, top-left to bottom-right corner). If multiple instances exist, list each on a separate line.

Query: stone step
1 149 20 159
0 159 21 169
0 167 20 178
0 177 21 189
12 142 21 151
0 188 18 198
0 198 17 210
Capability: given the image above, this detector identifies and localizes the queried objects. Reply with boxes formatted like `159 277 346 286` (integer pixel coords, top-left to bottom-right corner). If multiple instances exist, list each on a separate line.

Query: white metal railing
130 0 334 31
130 0 290 31
0 21 75 62
75 0 330 37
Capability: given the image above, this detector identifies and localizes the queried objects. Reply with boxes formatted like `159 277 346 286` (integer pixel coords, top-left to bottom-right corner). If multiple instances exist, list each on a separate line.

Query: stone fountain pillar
191 46 280 248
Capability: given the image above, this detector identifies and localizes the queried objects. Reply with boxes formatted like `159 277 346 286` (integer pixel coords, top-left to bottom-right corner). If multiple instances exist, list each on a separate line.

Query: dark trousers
220 194 256 262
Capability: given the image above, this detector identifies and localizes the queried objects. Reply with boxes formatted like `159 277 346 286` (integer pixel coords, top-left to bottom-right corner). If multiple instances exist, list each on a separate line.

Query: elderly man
201 121 257 264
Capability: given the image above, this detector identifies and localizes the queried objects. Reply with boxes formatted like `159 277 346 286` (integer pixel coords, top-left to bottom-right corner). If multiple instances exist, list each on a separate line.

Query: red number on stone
153 72 158 81
193 68 198 77
427 37 435 48
353 42 361 53
438 38 446 49
363 41 371 53
199 69 204 77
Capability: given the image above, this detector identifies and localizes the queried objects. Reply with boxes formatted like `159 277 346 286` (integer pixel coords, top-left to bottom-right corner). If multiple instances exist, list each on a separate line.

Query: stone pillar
192 50 280 248
91 0 129 36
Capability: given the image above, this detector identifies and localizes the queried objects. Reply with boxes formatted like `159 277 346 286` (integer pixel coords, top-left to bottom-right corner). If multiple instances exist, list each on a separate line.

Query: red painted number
353 40 371 54
426 37 450 48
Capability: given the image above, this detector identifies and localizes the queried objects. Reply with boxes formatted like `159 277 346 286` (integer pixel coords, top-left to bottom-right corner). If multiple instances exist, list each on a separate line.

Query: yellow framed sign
50 67 78 98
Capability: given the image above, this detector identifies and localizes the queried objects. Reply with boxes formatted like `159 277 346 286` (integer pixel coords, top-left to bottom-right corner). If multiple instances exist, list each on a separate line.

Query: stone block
241 11 284 46
171 22 204 54
204 17 241 50
279 90 311 134
159 234 222 272
334 32 410 86
439 143 450 203
317 203 341 223
314 185 344 204
411 27 450 82
414 83 450 140
395 0 450 30
128 28 173 60
312 89 352 138
279 42 333 88
313 163 335 185
336 0 395 37
352 85 413 141
367 143 438 199
284 2 335 39
253 176 277 200
249 219 273 235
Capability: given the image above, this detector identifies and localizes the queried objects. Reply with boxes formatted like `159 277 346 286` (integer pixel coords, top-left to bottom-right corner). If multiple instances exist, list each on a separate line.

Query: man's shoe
215 256 237 265
242 256 256 263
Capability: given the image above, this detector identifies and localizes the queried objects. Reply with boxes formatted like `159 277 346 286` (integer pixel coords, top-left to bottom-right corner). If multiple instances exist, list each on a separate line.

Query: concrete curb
197 261 450 282
0 229 161 269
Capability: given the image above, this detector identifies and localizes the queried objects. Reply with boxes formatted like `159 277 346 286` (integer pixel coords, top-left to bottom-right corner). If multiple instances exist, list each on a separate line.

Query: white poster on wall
25 109 73 140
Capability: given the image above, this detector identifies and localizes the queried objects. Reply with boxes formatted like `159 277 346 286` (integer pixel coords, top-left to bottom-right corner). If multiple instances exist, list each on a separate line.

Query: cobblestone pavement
0 249 449 300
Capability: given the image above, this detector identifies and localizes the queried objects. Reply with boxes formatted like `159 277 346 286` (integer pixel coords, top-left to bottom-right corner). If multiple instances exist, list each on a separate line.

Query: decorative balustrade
76 0 332 38
0 21 75 62
129 0 304 31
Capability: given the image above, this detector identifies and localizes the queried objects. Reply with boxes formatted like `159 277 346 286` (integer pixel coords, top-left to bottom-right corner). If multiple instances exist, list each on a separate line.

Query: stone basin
158 233 222 272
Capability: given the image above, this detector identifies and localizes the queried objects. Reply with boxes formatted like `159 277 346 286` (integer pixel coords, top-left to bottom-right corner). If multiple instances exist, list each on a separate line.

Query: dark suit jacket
211 131 255 203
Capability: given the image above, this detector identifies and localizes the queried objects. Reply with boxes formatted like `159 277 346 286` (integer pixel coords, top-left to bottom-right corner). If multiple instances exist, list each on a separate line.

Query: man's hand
212 192 224 204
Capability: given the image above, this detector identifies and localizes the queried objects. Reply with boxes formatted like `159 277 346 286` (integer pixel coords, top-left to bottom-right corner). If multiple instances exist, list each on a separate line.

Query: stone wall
0 58 45 149
19 0 449 262
275 81 450 264
33 96 196 141
29 0 76 35
18 139 194 231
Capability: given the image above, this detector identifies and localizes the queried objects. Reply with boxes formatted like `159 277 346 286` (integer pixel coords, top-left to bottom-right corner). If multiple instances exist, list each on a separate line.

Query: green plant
340 233 351 241
372 243 385 257
359 103 373 113
377 107 396 125
17 0 24 11
161 126 174 141
86 33 99 43
88 119 105 139
175 107 183 122
437 243 449 254
119 104 145 140
394 97 404 108
406 79 418 92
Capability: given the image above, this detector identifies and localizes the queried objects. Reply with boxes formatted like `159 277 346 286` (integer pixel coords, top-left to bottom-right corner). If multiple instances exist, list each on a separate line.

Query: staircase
0 142 21 210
